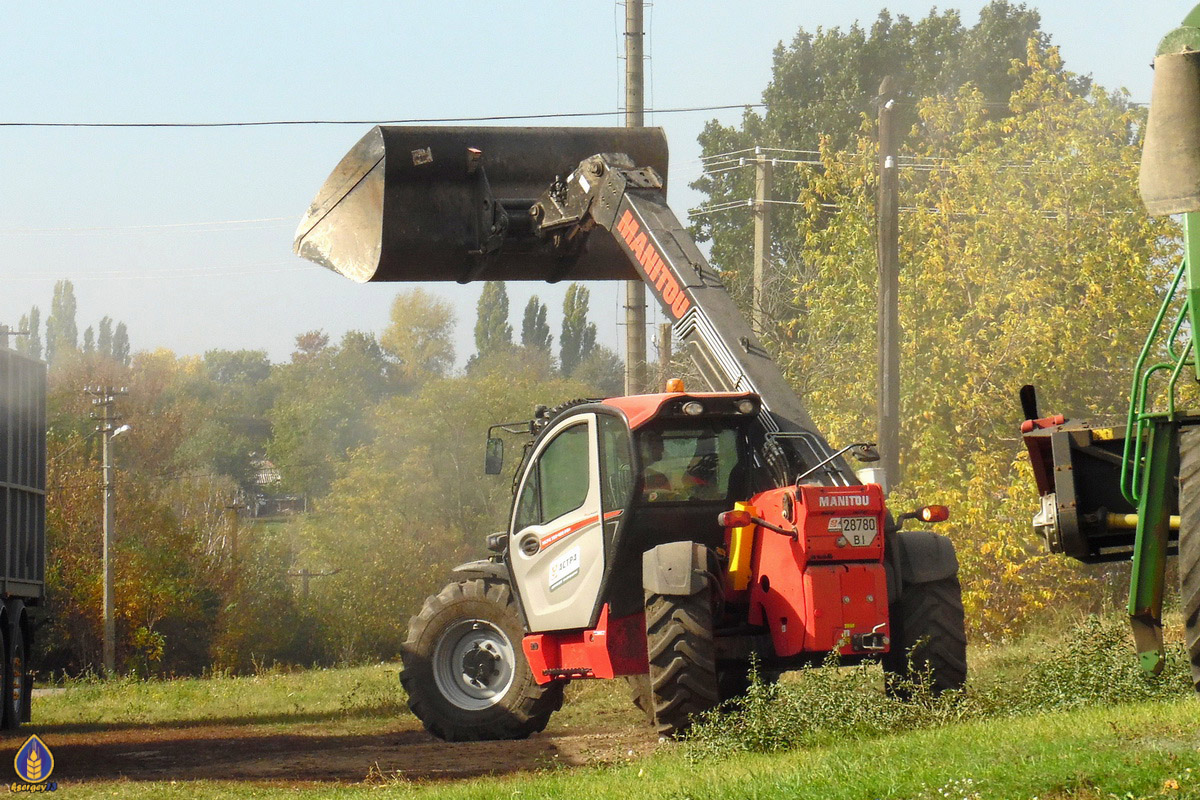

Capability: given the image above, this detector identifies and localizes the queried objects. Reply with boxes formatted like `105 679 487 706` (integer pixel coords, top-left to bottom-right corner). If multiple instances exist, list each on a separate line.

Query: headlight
737 399 756 415
682 401 704 416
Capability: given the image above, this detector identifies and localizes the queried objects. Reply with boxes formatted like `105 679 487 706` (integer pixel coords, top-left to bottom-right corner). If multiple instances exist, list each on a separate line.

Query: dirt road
16 718 659 784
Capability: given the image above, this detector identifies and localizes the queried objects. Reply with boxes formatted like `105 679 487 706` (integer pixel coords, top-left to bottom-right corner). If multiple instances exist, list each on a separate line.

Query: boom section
531 153 853 486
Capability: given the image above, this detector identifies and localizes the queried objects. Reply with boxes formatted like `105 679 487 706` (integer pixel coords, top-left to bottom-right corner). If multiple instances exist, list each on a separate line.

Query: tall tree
774 47 1169 635
82 326 95 355
559 283 597 376
97 316 113 359
473 282 513 359
380 289 455 383
521 295 553 352
692 2 1066 290
112 322 131 367
45 279 79 365
18 307 42 360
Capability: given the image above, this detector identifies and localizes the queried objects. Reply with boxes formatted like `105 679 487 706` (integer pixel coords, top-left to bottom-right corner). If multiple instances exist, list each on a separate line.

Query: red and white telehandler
294 127 966 739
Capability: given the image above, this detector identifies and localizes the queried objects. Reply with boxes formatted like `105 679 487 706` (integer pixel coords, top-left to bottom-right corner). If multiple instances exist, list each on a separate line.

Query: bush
685 615 1192 757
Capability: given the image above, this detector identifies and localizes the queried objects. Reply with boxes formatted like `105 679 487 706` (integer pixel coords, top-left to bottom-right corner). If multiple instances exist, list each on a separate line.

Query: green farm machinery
1022 6 1200 685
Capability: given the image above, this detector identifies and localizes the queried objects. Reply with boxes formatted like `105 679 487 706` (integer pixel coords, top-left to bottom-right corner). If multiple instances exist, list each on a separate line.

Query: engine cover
744 484 889 658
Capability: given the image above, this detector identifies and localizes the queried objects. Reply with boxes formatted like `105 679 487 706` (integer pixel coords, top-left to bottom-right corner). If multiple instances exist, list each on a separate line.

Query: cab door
509 413 603 632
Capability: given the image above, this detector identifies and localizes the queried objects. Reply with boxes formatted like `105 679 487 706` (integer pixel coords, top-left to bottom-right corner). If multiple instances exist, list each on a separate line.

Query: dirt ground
13 718 659 785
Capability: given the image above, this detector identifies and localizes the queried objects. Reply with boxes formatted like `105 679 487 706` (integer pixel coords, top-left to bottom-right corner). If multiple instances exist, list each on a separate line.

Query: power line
0 216 291 235
0 103 765 129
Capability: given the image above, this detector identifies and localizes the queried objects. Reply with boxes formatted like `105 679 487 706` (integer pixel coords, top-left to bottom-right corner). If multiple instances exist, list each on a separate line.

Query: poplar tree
45 279 79 364
520 295 553 352
559 283 597 376
473 281 512 359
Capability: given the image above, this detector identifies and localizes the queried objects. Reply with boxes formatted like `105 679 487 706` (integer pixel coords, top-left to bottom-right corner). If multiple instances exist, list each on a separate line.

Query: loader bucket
294 126 669 283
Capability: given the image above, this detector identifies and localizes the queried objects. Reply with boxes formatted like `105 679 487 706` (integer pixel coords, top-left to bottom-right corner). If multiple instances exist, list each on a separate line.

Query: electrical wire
0 103 765 129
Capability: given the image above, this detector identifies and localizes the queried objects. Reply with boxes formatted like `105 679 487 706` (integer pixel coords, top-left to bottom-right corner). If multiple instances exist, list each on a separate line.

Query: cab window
638 425 742 503
514 421 591 527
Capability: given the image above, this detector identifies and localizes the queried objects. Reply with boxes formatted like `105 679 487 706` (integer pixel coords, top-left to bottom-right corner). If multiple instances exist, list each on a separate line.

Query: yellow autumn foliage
763 45 1179 637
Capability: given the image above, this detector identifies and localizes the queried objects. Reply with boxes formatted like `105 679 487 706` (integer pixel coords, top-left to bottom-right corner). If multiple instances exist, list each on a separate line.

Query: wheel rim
431 619 516 711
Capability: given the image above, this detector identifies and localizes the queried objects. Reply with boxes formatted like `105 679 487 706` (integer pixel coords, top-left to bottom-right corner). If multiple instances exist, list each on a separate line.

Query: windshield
637 424 743 503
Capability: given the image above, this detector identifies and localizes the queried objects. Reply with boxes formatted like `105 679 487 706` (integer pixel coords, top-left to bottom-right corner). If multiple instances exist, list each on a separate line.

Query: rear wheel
644 578 720 737
882 575 967 697
400 578 563 741
1178 427 1200 690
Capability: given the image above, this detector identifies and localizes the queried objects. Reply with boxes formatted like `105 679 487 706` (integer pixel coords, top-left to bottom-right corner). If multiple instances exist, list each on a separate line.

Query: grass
43 700 1200 799
18 614 1200 799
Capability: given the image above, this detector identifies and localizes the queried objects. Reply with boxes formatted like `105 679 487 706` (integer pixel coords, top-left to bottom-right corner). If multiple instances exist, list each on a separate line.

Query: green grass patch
34 663 408 732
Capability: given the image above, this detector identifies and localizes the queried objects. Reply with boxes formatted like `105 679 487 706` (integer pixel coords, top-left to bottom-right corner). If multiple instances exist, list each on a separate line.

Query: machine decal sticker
539 510 622 551
549 545 581 591
410 147 433 166
614 209 691 319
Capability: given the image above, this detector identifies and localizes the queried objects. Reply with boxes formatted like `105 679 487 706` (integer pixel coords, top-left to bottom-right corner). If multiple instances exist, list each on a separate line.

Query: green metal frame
1122 211 1200 673
1115 4 1200 675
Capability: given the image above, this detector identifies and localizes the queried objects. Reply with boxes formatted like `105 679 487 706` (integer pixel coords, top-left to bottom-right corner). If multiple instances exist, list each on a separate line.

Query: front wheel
400 578 563 741
882 575 967 697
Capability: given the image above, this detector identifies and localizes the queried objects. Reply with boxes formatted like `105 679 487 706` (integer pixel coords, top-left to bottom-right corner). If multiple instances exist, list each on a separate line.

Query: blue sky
0 1 1187 365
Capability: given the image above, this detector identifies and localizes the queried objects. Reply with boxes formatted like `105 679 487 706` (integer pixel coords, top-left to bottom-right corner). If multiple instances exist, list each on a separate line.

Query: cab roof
600 392 760 431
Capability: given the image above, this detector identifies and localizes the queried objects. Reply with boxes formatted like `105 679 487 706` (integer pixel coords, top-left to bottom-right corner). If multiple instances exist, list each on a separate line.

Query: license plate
829 516 878 547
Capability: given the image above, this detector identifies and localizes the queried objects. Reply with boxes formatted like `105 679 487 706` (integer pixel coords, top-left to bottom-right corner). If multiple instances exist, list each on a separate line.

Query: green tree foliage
17 306 41 360
379 289 455 383
82 326 94 355
572 344 624 397
112 322 131 366
97 316 113 358
692 2 1067 288
296 351 593 659
45 279 79 365
771 46 1172 635
268 331 397 497
559 283 597 376
473 281 513 359
521 295 553 352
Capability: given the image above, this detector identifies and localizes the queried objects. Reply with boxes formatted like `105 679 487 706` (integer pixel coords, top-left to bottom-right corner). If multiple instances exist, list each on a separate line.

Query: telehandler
295 126 966 739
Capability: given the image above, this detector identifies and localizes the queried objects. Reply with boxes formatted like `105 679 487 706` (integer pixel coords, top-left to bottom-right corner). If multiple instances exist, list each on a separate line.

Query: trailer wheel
400 578 563 741
644 577 720 737
3 621 26 730
882 575 967 697
1179 427 1200 691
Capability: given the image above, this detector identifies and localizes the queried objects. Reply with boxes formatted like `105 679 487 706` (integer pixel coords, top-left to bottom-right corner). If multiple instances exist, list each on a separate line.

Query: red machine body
522 481 890 681
743 483 889 657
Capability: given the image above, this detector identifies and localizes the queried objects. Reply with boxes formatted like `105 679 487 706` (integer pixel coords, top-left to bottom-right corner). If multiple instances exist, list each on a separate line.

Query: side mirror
852 444 881 463
484 437 504 475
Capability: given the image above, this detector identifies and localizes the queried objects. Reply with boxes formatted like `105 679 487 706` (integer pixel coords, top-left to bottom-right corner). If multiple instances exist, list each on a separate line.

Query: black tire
882 575 967 697
400 578 563 741
3 620 26 730
624 673 653 723
644 582 720 737
1179 426 1200 691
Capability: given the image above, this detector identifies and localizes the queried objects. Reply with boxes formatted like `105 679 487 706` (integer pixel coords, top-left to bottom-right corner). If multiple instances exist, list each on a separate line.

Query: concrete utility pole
752 148 774 338
624 0 648 395
87 385 128 675
876 77 901 490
